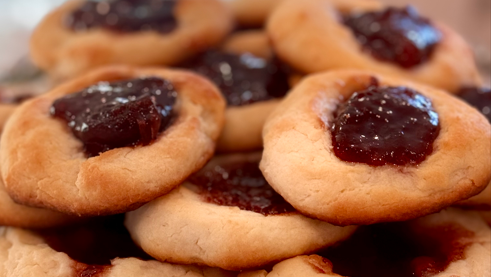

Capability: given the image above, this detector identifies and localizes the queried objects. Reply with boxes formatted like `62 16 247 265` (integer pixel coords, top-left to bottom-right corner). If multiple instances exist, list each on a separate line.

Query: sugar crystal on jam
343 6 441 68
180 50 290 106
51 77 176 157
189 159 295 215
331 84 440 166
66 0 177 34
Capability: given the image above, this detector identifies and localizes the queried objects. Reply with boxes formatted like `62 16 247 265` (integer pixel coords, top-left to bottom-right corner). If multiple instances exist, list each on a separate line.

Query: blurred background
0 0 489 82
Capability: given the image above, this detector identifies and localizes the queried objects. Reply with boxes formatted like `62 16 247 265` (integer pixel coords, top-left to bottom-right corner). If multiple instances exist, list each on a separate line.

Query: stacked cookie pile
0 0 489 276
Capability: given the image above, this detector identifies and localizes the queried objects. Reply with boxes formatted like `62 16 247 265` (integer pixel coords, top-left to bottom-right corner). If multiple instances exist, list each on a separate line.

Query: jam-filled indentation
180 50 290 106
457 86 491 123
343 6 441 68
331 82 440 166
188 159 295 215
318 222 474 277
51 77 177 157
66 0 177 34
38 214 151 266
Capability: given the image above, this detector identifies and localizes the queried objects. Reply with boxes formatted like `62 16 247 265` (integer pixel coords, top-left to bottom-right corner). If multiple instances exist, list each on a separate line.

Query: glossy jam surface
458 87 491 123
38 214 151 266
51 77 176 157
180 50 290 106
66 0 177 34
318 222 474 277
76 265 107 277
189 159 295 215
331 84 440 166
343 6 441 68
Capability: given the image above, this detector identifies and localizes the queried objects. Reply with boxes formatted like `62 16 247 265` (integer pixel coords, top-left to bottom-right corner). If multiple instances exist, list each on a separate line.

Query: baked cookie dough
456 184 491 210
260 70 491 225
180 38 290 152
0 65 225 216
30 0 233 80
239 208 491 277
126 153 357 270
227 0 380 28
0 174 77 228
0 215 231 277
267 0 482 93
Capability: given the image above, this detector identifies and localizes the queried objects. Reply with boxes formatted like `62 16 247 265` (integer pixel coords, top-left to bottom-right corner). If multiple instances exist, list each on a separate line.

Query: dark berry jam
331 84 440 166
180 50 290 106
343 6 441 68
318 222 474 277
38 214 151 266
457 86 491 123
188 159 295 215
66 0 177 34
76 265 107 277
51 77 176 157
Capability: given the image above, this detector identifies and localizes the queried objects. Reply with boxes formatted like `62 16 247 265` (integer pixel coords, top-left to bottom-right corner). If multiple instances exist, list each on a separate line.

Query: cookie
267 0 482 93
456 184 491 210
260 70 491 225
227 0 284 28
30 0 233 80
179 44 291 152
0 215 231 277
228 0 380 28
0 65 225 216
239 208 491 277
126 153 357 270
454 87 491 210
0 173 77 228
221 30 273 60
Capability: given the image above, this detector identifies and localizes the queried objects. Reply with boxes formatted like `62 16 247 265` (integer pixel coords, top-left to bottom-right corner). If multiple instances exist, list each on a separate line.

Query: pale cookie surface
0 175 77 228
240 209 491 277
456 182 491 210
0 221 231 277
126 153 357 270
30 0 233 80
0 65 225 216
267 0 482 92
261 70 491 225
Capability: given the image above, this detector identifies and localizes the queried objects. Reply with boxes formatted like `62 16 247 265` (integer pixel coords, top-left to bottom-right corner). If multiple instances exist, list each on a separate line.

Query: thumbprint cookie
30 0 233 79
454 87 491 210
260 70 491 225
0 172 77 228
239 208 491 277
0 65 225 216
0 215 231 277
179 42 291 152
227 0 381 28
267 0 482 93
126 153 357 270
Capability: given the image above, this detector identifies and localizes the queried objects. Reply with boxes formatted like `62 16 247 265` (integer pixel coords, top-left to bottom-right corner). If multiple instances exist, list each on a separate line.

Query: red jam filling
51 77 176 157
318 222 474 277
76 265 107 277
66 0 177 34
343 6 441 68
457 86 491 123
179 50 290 106
331 83 440 166
188 159 295 215
38 214 151 267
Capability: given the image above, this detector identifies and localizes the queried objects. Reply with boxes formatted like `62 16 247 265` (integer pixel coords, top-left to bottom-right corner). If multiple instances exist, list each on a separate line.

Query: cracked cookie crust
260 70 491 226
